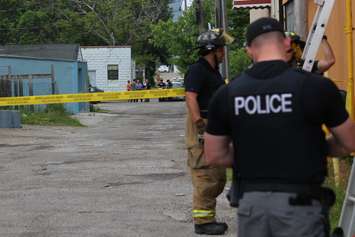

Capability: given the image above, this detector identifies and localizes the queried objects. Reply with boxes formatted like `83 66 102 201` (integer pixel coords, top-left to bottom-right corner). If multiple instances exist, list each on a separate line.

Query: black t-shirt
144 82 151 89
158 82 166 88
207 60 349 136
184 58 225 118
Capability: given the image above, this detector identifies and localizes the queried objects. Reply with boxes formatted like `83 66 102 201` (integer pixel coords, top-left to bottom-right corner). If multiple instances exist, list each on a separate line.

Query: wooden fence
0 65 56 111
0 65 56 98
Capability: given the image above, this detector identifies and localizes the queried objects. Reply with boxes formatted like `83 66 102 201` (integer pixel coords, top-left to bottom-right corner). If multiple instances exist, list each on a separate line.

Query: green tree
227 7 251 77
151 0 216 74
0 0 88 44
151 0 251 74
0 0 24 44
0 0 249 78
0 0 172 81
229 48 251 77
227 5 250 48
17 10 52 44
69 0 171 80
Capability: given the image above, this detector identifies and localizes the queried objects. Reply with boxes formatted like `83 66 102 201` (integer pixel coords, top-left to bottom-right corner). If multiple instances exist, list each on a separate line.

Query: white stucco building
81 46 132 92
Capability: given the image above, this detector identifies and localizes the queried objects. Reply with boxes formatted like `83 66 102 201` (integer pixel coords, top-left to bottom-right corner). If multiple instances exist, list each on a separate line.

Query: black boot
194 222 228 235
332 228 344 237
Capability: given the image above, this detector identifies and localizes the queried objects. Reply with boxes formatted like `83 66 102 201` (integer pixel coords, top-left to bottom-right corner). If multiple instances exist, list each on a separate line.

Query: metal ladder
302 1 355 236
339 161 355 237
301 0 336 72
300 1 355 236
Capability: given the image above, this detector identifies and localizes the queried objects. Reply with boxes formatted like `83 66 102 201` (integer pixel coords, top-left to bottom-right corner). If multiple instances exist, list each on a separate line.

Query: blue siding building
0 45 89 114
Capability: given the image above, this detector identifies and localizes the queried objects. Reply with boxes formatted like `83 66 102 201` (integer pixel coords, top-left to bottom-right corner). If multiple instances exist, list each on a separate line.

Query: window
107 64 119 80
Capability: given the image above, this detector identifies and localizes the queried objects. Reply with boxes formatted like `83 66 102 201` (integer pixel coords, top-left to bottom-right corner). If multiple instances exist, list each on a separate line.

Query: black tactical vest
227 68 328 185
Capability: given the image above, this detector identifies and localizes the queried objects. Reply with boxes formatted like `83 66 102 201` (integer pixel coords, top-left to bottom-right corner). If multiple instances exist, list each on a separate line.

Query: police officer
204 17 355 237
184 28 234 235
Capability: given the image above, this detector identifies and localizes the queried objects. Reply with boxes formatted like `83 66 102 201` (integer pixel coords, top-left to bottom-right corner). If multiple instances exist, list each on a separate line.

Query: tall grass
21 104 84 127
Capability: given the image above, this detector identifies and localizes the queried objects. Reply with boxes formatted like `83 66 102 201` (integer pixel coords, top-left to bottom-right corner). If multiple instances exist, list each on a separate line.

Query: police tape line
0 88 185 106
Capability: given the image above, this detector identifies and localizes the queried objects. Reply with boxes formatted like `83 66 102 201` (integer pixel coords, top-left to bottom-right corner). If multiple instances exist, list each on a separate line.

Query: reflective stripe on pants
192 209 215 218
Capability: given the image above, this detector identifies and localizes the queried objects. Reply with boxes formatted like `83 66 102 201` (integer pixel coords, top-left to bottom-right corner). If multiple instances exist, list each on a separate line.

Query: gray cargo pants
237 192 327 237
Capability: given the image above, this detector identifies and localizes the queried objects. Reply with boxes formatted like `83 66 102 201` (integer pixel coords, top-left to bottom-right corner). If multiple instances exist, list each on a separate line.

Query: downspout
345 0 354 119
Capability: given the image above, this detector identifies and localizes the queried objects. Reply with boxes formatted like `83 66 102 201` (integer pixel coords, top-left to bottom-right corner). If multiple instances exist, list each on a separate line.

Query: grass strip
21 104 84 127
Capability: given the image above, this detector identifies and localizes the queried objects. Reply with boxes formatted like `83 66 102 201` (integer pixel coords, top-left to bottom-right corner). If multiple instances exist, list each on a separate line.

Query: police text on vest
234 93 293 115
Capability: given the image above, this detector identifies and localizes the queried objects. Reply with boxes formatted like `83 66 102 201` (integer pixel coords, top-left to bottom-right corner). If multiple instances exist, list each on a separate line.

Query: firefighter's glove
195 118 206 144
195 118 206 134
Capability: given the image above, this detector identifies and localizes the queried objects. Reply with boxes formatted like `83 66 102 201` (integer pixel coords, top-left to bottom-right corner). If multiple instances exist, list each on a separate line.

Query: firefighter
286 31 335 73
184 28 234 235
204 17 355 237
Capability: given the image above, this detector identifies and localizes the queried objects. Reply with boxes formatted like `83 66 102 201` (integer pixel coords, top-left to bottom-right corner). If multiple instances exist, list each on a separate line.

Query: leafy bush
44 104 67 114
229 48 251 78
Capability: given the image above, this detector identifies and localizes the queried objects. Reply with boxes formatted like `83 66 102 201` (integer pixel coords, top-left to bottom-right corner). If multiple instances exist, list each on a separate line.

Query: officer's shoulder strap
225 79 240 181
225 82 235 131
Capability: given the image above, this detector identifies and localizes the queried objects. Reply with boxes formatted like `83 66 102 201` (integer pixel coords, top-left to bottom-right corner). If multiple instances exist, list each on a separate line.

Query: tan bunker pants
186 112 226 224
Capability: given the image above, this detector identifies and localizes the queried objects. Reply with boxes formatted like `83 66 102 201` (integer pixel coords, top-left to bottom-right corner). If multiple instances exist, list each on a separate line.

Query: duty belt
241 182 319 193
241 182 335 207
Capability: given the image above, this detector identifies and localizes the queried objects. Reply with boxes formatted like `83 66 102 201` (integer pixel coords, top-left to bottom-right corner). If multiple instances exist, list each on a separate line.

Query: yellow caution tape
0 88 185 106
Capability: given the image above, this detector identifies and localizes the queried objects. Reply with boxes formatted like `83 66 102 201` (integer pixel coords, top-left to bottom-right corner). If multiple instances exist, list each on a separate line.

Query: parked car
172 81 183 88
159 80 184 102
158 65 169 73
89 84 104 93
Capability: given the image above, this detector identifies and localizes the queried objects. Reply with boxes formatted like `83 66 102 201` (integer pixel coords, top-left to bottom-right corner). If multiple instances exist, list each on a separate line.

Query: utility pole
196 0 206 33
215 0 230 80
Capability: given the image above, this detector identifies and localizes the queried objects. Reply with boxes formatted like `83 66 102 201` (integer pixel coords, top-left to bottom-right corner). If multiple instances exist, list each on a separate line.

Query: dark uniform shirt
206 60 349 185
207 60 348 135
184 58 224 118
